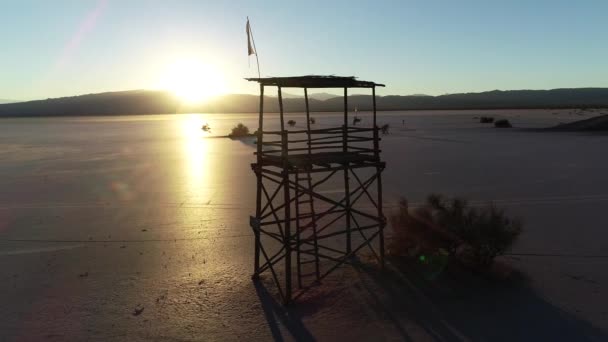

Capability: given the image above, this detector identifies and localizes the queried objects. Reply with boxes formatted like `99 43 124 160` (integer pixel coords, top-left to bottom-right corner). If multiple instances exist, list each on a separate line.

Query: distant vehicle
201 123 211 132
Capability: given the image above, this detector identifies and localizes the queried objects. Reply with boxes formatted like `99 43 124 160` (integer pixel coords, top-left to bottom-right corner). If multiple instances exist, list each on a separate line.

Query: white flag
246 18 255 56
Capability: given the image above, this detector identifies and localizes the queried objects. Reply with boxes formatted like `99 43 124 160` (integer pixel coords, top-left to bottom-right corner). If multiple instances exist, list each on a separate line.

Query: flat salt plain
1 109 607 341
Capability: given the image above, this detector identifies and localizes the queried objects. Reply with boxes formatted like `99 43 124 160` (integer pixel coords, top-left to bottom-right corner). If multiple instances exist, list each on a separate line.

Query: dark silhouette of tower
248 76 386 304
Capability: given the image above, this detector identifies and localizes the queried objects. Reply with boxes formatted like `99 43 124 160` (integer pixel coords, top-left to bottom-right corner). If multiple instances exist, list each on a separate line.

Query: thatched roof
245 75 385 88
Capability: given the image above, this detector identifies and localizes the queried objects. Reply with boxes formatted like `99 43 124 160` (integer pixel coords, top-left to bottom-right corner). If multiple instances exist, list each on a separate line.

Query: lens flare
159 59 226 104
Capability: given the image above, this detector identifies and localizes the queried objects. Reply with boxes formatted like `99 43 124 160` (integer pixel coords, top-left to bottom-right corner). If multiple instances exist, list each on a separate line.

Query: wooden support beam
278 86 292 304
373 86 379 161
343 87 352 254
305 88 312 156
253 84 264 278
373 86 385 268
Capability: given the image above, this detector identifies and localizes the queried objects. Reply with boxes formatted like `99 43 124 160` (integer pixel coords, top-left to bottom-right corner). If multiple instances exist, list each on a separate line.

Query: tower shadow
253 279 315 342
353 258 607 341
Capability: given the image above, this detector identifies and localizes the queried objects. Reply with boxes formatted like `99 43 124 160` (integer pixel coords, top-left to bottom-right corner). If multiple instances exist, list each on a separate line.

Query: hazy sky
2 0 608 101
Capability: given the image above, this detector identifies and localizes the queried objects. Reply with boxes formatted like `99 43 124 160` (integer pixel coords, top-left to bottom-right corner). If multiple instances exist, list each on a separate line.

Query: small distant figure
287 120 296 127
381 124 390 135
353 116 361 126
201 123 211 132
309 117 316 124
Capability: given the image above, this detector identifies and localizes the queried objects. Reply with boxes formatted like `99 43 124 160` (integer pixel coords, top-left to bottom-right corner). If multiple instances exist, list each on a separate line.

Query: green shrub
229 123 250 138
494 119 512 128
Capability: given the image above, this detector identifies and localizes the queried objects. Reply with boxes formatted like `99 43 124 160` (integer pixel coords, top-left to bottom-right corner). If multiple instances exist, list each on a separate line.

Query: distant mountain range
0 91 178 117
1 88 607 117
0 99 16 104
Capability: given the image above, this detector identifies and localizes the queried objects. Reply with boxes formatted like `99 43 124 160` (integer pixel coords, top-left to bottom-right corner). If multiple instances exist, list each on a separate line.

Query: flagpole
247 17 261 79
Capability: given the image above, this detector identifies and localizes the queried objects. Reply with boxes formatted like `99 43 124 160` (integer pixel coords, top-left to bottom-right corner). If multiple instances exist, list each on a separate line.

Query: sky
1 0 608 101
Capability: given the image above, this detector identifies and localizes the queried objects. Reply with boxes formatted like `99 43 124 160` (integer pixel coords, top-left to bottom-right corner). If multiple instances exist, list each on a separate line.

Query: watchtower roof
245 75 385 88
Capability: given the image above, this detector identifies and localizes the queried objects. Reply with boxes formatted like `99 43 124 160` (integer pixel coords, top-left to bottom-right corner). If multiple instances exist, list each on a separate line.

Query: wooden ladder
294 170 320 288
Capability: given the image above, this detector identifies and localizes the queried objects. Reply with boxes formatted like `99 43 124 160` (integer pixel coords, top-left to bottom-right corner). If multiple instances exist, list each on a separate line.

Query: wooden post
378 170 385 269
304 87 320 280
253 84 264 277
373 86 379 161
279 87 285 132
373 86 385 268
343 87 351 254
278 86 292 303
295 173 302 288
305 88 311 155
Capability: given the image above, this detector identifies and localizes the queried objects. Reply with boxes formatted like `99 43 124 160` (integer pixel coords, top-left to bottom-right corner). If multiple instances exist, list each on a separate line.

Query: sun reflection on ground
179 114 213 202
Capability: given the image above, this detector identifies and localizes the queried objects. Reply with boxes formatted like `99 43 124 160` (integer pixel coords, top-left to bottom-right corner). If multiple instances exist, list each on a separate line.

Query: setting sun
160 58 226 104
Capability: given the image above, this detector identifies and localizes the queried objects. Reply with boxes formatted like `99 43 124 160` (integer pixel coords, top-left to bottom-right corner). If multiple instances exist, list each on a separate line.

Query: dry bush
229 123 250 138
480 116 495 123
389 194 523 269
287 120 296 127
426 194 522 268
494 119 512 128
388 199 461 258
381 124 390 134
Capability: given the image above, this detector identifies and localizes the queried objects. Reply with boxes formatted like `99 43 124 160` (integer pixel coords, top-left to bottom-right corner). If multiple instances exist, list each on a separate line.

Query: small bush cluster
480 116 494 123
494 119 512 128
287 120 296 127
228 123 250 138
390 194 523 269
381 124 390 135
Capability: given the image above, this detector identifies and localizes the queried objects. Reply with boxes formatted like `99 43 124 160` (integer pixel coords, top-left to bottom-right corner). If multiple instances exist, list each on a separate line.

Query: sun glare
160 59 226 104
179 114 213 201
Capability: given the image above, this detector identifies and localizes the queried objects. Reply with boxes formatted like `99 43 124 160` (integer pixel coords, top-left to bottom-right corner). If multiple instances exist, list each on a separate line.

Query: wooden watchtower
247 75 386 304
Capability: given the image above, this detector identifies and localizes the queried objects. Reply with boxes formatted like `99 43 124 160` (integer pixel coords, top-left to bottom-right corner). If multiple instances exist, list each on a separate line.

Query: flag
246 17 260 78
246 18 255 56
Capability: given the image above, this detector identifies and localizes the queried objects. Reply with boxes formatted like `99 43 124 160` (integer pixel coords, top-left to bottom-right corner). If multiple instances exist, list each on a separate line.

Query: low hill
548 114 608 131
0 90 179 116
1 88 608 117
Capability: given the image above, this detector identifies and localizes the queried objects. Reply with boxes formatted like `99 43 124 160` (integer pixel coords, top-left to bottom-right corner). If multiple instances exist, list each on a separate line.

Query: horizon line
5 85 608 104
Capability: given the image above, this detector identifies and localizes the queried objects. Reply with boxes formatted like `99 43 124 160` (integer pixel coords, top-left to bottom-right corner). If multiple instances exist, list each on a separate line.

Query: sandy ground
1 108 608 341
